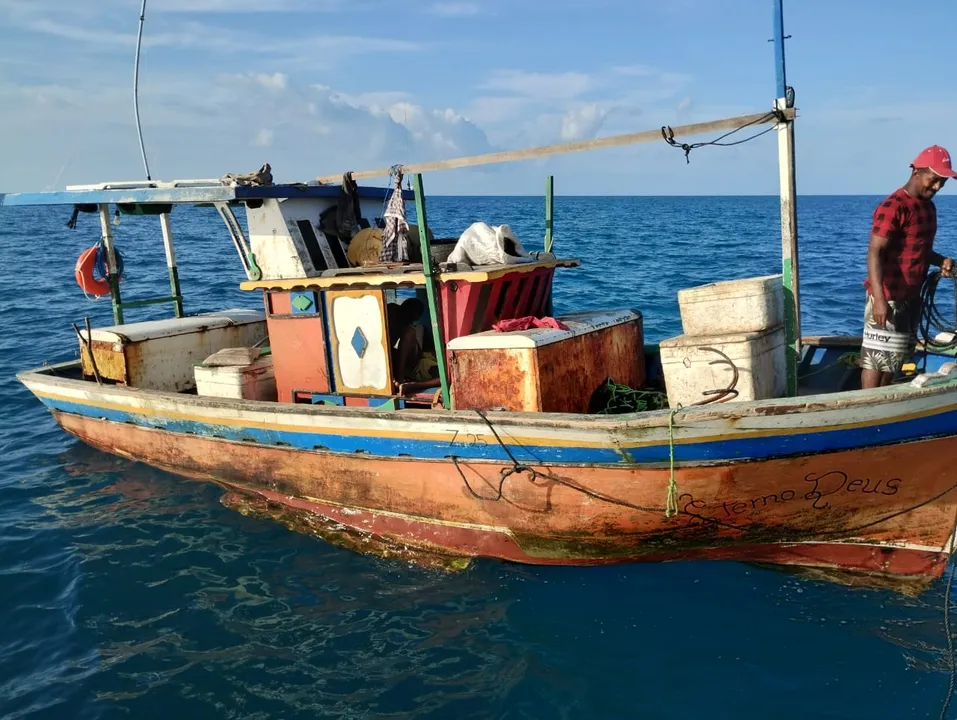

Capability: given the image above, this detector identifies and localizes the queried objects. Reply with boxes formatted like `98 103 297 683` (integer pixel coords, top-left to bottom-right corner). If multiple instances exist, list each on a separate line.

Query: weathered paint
438 265 557 343
544 175 554 254
778 122 800 396
238 258 578 293
265 293 332 403
326 290 392 396
21 363 957 465
449 315 645 413
98 204 123 325
412 173 452 409
51 411 957 579
159 212 184 318
79 312 267 391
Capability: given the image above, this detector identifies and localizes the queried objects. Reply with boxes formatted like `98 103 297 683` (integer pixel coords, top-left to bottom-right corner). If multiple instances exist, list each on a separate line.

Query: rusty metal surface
536 320 645 413
80 340 128 384
450 319 646 414
51 410 957 581
449 348 538 411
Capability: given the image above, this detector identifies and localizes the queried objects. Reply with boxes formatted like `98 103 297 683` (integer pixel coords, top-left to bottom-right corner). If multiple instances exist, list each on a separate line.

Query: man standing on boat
861 145 956 389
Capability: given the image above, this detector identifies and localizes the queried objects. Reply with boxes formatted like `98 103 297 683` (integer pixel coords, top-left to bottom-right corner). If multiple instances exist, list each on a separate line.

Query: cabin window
296 220 329 271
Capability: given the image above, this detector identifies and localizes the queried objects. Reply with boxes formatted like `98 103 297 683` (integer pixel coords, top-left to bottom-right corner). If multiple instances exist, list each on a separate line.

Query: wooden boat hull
30 358 957 580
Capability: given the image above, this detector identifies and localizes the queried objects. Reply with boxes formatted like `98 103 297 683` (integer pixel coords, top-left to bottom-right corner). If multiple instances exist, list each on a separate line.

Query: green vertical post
544 175 554 253
98 204 124 324
544 176 555 316
412 173 452 410
159 212 184 317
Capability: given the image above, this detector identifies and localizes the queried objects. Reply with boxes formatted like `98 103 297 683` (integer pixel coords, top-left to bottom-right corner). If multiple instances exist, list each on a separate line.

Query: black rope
454 410 749 528
453 408 957 544
919 270 957 373
661 111 782 164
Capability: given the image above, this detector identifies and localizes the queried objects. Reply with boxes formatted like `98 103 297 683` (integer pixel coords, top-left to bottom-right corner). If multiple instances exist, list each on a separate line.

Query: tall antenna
133 0 152 181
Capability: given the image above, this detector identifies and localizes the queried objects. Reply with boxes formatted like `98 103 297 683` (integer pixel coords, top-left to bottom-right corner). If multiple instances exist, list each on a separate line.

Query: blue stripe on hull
40 396 957 465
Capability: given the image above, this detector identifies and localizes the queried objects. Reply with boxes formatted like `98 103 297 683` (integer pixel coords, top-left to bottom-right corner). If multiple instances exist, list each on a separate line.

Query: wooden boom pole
315 110 793 184
773 0 800 396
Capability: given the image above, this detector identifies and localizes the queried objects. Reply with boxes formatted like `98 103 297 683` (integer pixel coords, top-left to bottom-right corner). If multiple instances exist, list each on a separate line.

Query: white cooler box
678 274 784 336
194 354 277 401
658 325 786 408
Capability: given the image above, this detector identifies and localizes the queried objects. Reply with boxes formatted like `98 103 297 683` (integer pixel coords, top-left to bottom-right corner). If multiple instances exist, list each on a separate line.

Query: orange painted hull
54 411 957 579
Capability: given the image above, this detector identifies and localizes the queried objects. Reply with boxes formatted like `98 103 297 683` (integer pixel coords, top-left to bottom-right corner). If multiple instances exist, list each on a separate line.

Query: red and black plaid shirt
863 188 937 302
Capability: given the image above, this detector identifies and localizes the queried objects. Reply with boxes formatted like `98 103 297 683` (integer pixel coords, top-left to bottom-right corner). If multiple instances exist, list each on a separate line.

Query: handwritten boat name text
681 470 902 517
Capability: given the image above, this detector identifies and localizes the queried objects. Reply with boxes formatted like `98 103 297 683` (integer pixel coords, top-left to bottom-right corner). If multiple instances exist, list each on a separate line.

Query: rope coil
919 270 957 367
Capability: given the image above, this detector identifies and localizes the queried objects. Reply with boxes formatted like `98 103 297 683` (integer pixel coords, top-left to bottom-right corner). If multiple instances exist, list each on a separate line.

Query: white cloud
430 2 479 16
0 1 423 61
463 96 530 125
0 71 500 192
560 103 613 141
479 70 592 101
246 73 288 91
150 0 337 11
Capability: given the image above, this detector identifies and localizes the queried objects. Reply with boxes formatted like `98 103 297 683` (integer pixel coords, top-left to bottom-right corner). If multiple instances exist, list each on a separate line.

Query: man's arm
929 249 954 277
867 233 890 328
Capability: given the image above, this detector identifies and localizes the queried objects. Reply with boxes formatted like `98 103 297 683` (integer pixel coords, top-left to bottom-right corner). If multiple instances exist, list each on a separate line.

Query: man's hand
872 296 889 329
943 257 954 278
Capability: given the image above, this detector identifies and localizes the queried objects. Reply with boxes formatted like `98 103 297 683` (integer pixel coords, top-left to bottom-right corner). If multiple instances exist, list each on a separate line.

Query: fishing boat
6 0 957 589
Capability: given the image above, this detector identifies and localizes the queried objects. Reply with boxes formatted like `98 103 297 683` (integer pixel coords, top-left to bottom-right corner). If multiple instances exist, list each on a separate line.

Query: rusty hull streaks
49 411 957 583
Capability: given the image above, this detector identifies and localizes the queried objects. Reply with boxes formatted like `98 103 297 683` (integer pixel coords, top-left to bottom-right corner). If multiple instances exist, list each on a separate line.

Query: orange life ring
75 245 110 296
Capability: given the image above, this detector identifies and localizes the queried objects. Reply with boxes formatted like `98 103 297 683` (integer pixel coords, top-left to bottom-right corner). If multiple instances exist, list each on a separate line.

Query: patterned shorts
860 295 919 373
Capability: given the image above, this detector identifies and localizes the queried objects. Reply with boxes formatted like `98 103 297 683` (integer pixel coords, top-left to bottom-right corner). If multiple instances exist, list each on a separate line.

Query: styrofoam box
658 325 786 408
678 274 784 336
194 354 277 401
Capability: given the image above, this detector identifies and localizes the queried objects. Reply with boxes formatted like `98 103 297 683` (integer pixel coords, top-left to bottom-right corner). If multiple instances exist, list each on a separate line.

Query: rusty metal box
446 309 645 413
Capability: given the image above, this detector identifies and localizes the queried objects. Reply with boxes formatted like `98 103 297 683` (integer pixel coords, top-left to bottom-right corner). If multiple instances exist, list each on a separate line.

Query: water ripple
2 197 957 718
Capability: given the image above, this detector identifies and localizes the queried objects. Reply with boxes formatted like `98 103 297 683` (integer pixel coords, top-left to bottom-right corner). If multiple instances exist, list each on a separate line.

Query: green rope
666 405 682 518
598 379 669 414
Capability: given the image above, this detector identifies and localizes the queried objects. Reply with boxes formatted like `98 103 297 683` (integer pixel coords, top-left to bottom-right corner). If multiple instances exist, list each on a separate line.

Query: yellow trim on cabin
31 386 957 451
238 258 580 292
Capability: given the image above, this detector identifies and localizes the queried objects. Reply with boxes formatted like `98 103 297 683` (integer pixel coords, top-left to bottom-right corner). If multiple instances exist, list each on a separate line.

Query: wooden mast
774 0 800 396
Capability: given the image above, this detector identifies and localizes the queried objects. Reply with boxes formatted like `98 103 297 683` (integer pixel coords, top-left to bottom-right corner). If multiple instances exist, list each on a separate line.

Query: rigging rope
666 407 681 518
661 110 782 164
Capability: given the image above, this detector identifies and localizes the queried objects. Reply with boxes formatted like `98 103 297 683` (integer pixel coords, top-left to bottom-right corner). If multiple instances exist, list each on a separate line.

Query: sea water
1 195 956 719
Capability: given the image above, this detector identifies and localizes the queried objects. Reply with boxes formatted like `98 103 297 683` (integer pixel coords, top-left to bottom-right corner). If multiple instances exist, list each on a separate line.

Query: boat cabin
3 176 659 414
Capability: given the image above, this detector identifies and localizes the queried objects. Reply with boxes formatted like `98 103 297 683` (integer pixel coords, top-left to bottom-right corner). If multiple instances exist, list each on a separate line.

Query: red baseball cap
911 145 957 179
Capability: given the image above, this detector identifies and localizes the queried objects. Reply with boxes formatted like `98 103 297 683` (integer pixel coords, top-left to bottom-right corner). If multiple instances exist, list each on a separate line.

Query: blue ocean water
2 194 957 719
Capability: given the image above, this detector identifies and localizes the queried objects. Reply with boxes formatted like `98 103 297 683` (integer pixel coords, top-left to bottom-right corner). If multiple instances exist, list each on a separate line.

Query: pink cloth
492 316 570 332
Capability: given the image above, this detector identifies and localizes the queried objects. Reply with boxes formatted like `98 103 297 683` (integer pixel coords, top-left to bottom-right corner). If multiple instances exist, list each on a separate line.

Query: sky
1 0 956 196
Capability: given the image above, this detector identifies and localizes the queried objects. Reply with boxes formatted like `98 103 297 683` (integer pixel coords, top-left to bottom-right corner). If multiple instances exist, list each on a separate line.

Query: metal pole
412 174 452 410
133 0 152 181
98 204 124 324
159 213 184 317
773 0 788 98
773 0 800 396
